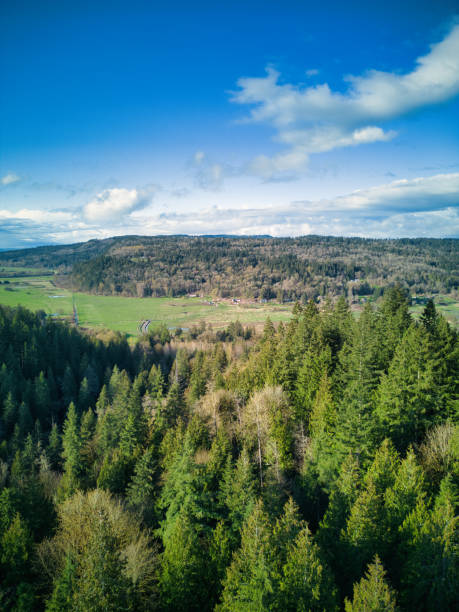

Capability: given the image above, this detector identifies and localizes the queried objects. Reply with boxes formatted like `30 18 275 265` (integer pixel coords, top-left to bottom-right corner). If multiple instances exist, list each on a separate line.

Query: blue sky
1 0 458 247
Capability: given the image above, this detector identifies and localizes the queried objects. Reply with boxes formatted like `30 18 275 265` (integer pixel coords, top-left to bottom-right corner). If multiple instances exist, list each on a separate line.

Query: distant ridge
1 234 456 302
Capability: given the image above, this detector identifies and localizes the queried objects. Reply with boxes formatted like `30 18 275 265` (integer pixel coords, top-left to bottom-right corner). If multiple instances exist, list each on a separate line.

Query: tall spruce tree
344 556 397 612
218 501 275 612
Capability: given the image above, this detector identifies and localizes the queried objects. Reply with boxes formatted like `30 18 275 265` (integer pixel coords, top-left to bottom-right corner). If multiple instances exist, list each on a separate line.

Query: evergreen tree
96 450 133 495
47 422 61 470
375 323 437 451
126 445 157 525
342 440 399 588
218 501 275 612
376 284 412 368
61 365 77 409
58 402 82 499
188 351 208 403
277 526 338 611
33 371 51 424
220 447 257 546
73 515 133 612
271 498 304 570
18 402 33 439
294 347 332 427
319 453 362 582
2 391 16 436
420 298 439 335
309 371 337 485
159 511 207 612
0 512 32 587
335 303 382 467
344 556 397 612
399 476 458 611
45 554 77 612
78 377 91 413
147 363 164 399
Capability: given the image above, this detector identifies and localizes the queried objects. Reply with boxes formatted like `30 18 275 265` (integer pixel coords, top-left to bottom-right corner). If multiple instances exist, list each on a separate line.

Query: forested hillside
1 235 457 300
0 287 457 610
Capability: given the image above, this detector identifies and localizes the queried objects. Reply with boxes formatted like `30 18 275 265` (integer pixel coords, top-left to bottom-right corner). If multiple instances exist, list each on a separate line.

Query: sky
1 0 459 247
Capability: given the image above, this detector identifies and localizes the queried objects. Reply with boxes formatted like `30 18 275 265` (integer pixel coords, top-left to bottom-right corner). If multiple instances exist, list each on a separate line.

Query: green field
0 271 293 336
1 269 458 336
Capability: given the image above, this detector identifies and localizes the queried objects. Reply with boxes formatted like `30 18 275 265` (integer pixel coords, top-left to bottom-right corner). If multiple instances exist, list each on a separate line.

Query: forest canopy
1 235 457 300
0 285 457 610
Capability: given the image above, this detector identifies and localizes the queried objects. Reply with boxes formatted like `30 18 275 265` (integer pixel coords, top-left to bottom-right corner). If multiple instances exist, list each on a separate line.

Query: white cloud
1 173 457 247
83 187 150 222
231 24 459 179
134 172 459 238
0 208 75 223
1 173 20 186
300 172 459 214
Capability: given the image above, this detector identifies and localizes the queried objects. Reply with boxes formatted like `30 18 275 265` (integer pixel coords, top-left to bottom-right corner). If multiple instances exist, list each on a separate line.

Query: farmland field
0 269 293 336
1 267 458 336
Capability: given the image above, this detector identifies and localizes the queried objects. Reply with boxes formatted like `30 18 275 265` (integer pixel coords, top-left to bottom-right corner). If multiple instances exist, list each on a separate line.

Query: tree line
1 235 457 300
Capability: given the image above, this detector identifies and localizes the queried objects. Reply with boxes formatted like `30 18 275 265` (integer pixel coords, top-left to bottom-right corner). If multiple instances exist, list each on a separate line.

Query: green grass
0 265 52 276
0 272 293 336
1 268 457 336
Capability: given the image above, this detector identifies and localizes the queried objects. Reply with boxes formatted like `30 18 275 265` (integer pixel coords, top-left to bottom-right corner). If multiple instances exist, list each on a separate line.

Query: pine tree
342 440 399 588
58 402 82 499
218 501 275 612
309 371 338 485
158 434 210 544
420 298 439 335
188 351 208 403
33 371 51 424
126 445 157 525
96 450 133 495
95 384 110 418
319 453 361 569
220 448 257 546
277 526 338 611
0 512 32 586
61 365 77 409
159 511 207 612
399 476 458 611
47 422 61 470
294 347 332 427
344 556 397 612
162 381 185 427
376 284 412 368
271 498 304 570
78 377 91 413
208 520 232 606
18 401 33 439
375 323 436 451
335 303 382 467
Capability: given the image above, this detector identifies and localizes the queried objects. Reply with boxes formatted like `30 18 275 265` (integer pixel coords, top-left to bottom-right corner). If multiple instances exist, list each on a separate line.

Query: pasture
0 269 293 336
1 267 457 336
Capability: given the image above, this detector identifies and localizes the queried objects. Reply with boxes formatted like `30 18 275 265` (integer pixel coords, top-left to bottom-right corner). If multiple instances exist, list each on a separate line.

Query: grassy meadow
1 267 458 336
0 269 293 336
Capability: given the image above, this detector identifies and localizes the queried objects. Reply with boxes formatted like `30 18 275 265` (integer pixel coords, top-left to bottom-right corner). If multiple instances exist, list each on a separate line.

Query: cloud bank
1 173 457 248
231 24 459 179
